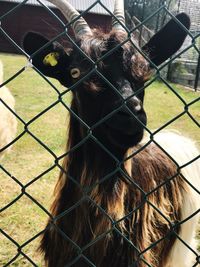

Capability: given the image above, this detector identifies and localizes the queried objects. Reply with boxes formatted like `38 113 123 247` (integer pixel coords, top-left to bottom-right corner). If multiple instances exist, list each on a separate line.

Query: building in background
178 0 200 33
0 0 113 54
1 0 200 89
125 0 200 89
168 0 200 89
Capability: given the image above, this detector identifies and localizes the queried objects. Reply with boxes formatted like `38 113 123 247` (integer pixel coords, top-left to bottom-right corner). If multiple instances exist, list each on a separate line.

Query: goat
23 0 200 266
0 60 17 158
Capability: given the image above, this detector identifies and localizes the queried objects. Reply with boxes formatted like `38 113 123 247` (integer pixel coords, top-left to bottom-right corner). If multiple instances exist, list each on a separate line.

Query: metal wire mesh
0 0 200 266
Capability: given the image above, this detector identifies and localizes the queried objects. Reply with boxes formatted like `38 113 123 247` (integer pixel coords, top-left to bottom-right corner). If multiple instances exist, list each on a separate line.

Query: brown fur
79 30 151 83
40 111 187 267
39 30 187 267
21 8 194 265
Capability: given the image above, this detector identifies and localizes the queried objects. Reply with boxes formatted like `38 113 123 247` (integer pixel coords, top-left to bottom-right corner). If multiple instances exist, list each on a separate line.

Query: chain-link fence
0 0 200 266
125 0 200 91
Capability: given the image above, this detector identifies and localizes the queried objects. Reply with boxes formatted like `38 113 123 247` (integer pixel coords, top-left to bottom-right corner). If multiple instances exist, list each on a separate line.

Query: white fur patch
0 60 17 158
143 131 200 266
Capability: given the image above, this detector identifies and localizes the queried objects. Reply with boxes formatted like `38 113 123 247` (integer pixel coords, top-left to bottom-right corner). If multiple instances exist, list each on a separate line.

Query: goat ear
142 13 190 66
23 32 71 82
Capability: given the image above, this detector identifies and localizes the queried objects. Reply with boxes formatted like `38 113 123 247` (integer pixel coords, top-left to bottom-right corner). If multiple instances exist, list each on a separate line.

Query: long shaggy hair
40 98 199 266
22 11 199 267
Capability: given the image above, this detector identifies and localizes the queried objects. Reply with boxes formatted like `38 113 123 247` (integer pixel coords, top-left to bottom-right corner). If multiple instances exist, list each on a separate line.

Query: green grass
145 79 200 144
0 53 199 266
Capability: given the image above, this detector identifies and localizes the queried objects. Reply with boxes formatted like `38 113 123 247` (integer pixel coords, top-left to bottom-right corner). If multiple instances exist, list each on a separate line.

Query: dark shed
0 0 113 54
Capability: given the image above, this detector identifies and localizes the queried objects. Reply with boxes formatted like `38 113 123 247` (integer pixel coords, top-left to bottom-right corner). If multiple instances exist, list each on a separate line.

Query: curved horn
112 0 126 32
47 0 93 39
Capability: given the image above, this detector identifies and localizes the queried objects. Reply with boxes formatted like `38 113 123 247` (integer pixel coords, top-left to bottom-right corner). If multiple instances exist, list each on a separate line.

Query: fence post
194 52 200 91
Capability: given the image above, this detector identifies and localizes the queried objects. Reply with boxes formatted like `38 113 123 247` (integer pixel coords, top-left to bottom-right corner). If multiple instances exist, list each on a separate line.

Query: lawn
0 53 199 266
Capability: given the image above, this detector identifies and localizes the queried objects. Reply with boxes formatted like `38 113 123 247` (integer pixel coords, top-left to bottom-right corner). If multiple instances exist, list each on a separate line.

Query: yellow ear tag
43 52 59 67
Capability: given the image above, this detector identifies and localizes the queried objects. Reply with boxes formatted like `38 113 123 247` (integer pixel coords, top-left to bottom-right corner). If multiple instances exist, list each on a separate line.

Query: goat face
23 12 190 151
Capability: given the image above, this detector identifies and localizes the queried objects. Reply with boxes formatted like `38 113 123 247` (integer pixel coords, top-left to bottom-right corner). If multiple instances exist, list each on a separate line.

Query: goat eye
70 68 81 79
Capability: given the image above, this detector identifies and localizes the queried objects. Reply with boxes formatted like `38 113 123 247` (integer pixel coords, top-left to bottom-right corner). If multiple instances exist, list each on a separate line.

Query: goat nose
127 96 142 113
117 79 142 113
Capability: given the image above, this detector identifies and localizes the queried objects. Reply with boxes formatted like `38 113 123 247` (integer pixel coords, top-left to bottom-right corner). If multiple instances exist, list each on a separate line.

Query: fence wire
0 0 200 267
